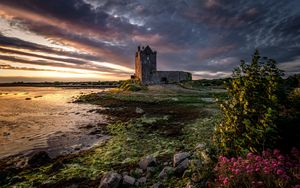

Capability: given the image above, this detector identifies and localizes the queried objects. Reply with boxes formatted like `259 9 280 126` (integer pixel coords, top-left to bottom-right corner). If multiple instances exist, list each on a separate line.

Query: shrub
215 50 284 156
213 148 300 188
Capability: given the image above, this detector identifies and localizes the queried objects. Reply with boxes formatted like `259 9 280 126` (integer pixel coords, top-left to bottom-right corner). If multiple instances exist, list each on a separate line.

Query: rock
185 181 195 188
171 97 179 101
139 155 156 170
99 172 122 188
173 152 190 167
135 107 144 114
28 151 51 168
158 166 174 179
174 159 189 175
151 182 163 188
136 177 147 186
189 160 202 170
146 166 156 178
15 158 28 168
48 161 64 173
146 167 156 178
122 175 136 187
191 173 202 183
131 168 143 177
0 167 19 185
195 143 206 151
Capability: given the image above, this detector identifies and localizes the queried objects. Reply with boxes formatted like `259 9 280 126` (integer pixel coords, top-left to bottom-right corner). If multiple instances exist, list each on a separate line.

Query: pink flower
247 152 254 159
263 166 270 174
246 165 251 170
233 162 238 167
262 149 271 157
291 147 299 157
276 169 284 175
223 177 229 185
255 155 262 161
257 181 263 186
273 149 280 156
234 169 240 174
221 156 228 162
294 185 300 188
277 155 285 161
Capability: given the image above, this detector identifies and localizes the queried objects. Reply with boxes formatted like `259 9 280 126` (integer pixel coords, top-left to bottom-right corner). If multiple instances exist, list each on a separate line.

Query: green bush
214 50 284 156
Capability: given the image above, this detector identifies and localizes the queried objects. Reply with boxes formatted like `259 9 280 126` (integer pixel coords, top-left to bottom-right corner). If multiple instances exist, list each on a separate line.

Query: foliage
119 79 145 91
180 78 231 90
277 75 300 150
215 50 284 156
213 148 300 188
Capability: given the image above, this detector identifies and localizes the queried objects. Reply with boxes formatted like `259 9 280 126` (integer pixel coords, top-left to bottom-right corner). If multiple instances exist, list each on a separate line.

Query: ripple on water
0 87 108 159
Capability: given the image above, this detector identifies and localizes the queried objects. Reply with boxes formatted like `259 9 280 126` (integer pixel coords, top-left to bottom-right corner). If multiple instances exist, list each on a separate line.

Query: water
0 87 107 159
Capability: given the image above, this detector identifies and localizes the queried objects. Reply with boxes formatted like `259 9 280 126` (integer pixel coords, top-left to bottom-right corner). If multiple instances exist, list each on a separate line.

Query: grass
4 84 224 187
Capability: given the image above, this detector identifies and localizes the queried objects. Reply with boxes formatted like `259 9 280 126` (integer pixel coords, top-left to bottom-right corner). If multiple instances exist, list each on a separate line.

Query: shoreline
0 84 225 187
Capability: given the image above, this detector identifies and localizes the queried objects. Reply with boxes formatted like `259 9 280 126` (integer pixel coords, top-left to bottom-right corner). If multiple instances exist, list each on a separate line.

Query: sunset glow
0 0 299 82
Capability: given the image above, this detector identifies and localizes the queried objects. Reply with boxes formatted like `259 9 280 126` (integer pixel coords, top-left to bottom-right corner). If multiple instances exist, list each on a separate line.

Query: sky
0 0 299 82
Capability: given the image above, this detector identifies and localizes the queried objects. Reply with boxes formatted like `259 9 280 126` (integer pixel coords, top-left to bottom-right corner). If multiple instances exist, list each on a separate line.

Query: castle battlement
133 45 192 85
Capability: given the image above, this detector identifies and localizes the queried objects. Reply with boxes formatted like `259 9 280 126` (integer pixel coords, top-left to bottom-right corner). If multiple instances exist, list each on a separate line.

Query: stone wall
142 71 192 85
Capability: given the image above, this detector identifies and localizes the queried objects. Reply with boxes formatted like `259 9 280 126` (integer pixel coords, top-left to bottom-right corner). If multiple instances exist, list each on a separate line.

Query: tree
215 50 284 156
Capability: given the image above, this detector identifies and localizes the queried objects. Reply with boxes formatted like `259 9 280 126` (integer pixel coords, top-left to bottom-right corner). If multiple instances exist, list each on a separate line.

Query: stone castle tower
135 45 157 84
134 45 192 85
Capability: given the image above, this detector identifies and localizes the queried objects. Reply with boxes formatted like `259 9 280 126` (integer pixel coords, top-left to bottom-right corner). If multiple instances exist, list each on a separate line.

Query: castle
133 45 192 84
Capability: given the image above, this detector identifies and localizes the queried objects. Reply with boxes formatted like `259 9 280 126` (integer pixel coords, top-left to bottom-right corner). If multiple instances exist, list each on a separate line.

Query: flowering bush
213 148 300 188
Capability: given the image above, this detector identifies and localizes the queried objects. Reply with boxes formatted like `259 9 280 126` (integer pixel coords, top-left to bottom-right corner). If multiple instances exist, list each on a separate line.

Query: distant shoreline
0 82 120 88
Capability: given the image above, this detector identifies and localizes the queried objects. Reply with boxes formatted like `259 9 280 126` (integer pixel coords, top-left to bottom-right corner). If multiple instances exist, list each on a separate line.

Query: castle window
147 56 149 61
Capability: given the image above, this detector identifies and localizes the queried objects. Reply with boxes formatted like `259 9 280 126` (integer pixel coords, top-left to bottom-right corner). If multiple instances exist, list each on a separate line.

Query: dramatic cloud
0 0 299 82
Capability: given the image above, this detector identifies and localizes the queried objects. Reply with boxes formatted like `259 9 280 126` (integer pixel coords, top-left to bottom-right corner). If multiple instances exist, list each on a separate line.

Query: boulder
158 166 174 179
146 166 156 178
28 151 51 168
122 175 136 187
136 177 147 186
173 152 190 167
99 172 122 188
48 161 64 173
15 158 28 168
195 143 206 151
189 160 202 170
138 155 156 170
135 107 144 114
131 168 143 177
174 159 189 175
185 181 195 188
151 182 163 188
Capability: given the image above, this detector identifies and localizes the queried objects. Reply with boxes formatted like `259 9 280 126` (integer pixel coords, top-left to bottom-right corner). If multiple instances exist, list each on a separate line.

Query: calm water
0 87 107 159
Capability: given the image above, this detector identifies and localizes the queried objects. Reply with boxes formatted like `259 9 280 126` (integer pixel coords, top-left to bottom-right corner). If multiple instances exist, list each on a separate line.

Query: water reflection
0 87 107 158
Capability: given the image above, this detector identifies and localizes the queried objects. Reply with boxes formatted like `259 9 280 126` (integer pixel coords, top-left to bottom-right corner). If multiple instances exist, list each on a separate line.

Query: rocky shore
0 84 225 187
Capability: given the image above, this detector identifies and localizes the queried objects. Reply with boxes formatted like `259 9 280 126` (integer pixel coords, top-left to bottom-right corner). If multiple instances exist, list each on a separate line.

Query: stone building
133 45 192 84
